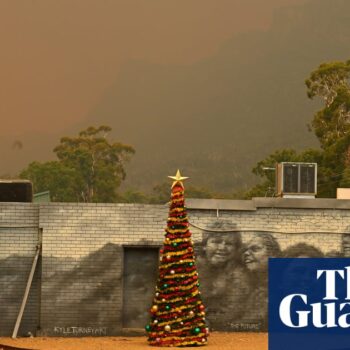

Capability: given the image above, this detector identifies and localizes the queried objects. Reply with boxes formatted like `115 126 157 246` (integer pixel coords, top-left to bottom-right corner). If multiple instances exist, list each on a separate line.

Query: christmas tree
146 170 208 347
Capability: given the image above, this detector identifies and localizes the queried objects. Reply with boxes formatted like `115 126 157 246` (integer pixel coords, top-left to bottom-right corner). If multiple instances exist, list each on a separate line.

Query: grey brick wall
0 203 40 336
39 203 167 336
1 199 350 336
188 207 347 254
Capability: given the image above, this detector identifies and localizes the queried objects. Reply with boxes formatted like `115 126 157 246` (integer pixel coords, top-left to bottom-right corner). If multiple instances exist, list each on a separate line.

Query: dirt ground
0 332 267 350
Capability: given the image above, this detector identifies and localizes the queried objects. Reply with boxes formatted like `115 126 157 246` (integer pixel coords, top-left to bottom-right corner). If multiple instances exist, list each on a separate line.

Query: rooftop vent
276 162 317 198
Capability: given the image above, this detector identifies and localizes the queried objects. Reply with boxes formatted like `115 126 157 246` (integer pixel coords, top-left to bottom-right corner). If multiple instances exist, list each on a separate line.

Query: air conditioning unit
276 162 317 198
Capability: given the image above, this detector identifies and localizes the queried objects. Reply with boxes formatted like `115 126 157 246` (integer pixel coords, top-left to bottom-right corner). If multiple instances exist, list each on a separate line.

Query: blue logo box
269 258 350 350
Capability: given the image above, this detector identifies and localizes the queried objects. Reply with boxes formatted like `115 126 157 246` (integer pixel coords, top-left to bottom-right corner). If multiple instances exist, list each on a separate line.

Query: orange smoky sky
0 0 306 137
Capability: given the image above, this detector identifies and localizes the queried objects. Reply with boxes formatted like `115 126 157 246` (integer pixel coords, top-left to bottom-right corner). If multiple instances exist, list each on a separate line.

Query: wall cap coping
2 198 349 211
186 197 350 211
186 198 256 211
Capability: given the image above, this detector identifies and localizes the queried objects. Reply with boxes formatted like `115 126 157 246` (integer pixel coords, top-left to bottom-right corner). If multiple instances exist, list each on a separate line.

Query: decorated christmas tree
146 170 208 347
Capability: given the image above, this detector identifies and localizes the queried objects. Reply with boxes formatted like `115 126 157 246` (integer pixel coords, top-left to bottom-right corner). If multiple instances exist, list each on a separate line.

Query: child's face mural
204 234 237 267
243 237 269 272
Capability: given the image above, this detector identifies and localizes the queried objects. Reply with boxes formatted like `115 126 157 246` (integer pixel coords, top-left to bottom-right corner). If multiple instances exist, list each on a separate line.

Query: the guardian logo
279 267 350 328
269 259 350 350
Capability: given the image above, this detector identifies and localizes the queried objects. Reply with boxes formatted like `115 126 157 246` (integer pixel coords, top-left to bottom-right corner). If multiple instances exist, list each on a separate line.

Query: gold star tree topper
168 169 189 188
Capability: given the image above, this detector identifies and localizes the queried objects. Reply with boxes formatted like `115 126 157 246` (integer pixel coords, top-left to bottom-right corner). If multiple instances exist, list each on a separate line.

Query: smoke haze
2 0 347 192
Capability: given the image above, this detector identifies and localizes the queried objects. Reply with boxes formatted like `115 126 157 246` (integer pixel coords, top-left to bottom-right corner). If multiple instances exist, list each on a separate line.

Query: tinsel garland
146 183 208 347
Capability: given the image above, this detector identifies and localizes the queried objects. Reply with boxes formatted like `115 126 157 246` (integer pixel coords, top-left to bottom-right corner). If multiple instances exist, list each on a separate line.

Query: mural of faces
195 224 250 330
200 220 241 269
282 243 324 258
2 222 342 336
243 237 269 272
204 234 239 267
242 232 281 273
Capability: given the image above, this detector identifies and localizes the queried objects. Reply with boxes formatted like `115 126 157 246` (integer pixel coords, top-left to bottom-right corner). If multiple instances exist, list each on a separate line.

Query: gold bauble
164 325 171 332
151 305 158 313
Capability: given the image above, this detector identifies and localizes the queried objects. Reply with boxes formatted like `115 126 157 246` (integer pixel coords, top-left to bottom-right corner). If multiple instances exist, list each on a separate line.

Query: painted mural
195 221 344 331
0 255 41 336
0 226 346 336
195 222 250 331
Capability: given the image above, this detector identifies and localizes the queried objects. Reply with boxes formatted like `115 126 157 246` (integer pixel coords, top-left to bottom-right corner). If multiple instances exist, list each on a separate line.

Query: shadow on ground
0 344 34 350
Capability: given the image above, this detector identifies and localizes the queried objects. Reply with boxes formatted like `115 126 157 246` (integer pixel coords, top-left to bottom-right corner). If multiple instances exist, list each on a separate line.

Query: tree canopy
20 126 135 202
247 59 350 198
